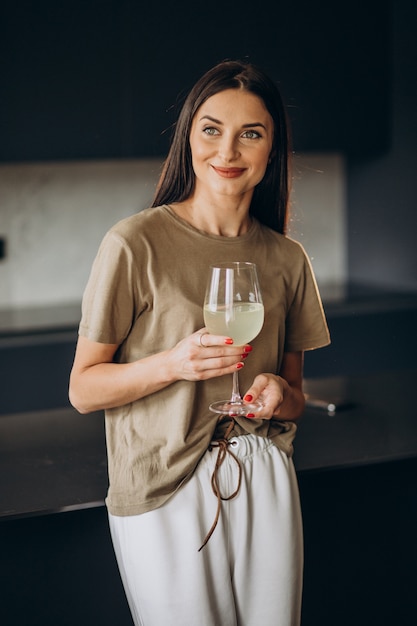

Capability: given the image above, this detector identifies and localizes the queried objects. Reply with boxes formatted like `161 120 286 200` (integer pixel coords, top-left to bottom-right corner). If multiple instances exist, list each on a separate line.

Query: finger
243 374 269 403
197 360 245 380
195 331 234 348
196 331 210 348
199 352 245 372
194 330 253 353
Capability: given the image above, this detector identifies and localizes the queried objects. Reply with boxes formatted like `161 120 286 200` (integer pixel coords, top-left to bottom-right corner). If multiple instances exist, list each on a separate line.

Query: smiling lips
211 166 246 178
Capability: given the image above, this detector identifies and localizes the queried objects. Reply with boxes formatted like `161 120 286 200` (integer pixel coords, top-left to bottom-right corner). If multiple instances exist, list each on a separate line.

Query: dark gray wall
347 0 417 291
2 0 390 161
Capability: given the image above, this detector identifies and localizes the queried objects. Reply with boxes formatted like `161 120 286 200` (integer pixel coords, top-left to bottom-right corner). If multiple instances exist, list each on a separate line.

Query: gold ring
199 332 209 348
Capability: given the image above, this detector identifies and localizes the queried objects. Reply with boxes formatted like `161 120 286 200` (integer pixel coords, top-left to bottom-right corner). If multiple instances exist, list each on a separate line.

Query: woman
69 60 330 626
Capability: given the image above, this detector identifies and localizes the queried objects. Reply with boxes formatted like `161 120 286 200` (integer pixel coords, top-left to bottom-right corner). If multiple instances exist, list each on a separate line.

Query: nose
218 134 240 162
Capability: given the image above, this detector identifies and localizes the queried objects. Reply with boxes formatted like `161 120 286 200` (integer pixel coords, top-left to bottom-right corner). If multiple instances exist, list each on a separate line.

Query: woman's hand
242 352 305 421
168 329 250 382
69 329 250 414
243 373 286 419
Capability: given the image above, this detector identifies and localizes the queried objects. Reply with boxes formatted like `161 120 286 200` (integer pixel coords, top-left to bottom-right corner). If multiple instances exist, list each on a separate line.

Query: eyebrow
199 114 268 130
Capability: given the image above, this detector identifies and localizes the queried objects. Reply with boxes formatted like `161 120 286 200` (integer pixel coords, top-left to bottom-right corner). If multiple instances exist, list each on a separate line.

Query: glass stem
230 371 243 403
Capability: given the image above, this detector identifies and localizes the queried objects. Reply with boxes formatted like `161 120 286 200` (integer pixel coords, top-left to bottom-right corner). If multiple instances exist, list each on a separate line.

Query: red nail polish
236 362 244 369
244 394 253 402
224 338 234 345
243 345 252 353
247 413 255 418
241 353 248 359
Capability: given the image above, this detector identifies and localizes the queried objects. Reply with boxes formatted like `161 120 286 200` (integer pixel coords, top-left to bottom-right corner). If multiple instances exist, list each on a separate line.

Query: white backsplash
0 154 346 310
289 153 347 290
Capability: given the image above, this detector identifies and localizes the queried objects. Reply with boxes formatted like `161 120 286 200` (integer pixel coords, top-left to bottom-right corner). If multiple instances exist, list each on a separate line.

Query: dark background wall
1 0 391 160
347 1 417 290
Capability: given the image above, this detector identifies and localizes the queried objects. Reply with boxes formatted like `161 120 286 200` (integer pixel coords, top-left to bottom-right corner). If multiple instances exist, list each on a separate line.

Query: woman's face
189 89 274 202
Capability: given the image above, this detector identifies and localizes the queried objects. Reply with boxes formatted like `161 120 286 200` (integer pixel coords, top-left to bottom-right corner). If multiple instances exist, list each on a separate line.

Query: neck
171 194 253 237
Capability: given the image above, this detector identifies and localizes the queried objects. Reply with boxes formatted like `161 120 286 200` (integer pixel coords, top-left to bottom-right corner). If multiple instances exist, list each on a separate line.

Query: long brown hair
152 60 291 234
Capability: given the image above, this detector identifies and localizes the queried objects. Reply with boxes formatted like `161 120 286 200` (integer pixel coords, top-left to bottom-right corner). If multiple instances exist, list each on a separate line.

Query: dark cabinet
1 0 391 162
2 2 123 161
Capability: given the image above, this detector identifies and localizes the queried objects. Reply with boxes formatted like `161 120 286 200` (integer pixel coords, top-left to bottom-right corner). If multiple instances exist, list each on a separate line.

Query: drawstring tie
198 420 242 551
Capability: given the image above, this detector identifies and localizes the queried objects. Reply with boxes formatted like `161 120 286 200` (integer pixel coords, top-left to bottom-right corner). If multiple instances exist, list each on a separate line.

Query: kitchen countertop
294 369 416 471
1 368 416 521
0 302 82 338
0 406 106 520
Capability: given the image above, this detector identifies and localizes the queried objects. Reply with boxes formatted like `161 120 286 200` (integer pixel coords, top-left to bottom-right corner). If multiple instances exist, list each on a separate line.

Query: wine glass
204 262 264 416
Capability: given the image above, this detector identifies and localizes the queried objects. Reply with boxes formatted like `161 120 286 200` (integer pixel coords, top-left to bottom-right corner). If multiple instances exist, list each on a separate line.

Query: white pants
109 435 303 626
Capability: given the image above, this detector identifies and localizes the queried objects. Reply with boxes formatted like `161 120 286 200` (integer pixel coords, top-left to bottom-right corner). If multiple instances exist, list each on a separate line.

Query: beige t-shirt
79 205 330 516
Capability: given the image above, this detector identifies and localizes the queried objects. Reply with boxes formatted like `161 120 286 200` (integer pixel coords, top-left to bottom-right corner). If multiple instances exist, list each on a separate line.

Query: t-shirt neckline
162 204 259 242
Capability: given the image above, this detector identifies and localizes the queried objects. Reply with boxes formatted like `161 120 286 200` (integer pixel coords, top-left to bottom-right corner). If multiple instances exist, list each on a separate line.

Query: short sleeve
284 247 331 353
79 230 139 344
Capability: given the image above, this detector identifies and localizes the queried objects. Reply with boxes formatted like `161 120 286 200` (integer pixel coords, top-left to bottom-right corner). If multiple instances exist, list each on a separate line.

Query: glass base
209 399 263 418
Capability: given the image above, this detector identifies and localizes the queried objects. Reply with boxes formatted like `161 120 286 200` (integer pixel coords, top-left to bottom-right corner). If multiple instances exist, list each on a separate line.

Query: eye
203 126 220 136
242 129 262 139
